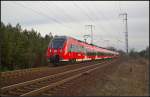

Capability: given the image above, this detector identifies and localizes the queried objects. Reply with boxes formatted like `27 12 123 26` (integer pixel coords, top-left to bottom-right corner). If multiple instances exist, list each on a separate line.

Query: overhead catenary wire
72 1 123 48
12 1 75 32
85 3 112 33
41 1 86 39
87 2 124 47
72 2 96 24
47 2 85 38
89 3 123 45
41 2 72 24
72 2 107 42
73 2 110 33
10 1 124 49
76 1 120 47
90 1 125 48
51 2 80 24
91 4 120 32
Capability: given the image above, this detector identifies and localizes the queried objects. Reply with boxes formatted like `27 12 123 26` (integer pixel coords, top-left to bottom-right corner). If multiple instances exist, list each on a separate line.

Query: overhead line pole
119 12 128 54
85 25 95 45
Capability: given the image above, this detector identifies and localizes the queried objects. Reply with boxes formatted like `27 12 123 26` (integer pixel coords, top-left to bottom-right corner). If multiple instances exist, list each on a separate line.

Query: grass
96 58 149 96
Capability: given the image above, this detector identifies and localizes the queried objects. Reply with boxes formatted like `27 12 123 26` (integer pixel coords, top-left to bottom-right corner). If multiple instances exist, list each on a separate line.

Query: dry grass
92 58 149 96
53 57 149 96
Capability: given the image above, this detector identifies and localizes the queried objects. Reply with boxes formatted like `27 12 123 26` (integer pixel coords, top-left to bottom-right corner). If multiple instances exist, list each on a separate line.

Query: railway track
1 59 106 87
1 67 51 87
1 67 49 77
1 59 118 96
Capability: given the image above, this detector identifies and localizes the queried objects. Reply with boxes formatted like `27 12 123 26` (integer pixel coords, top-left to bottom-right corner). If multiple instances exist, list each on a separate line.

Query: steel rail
1 60 105 88
1 61 107 92
21 59 116 96
1 59 118 96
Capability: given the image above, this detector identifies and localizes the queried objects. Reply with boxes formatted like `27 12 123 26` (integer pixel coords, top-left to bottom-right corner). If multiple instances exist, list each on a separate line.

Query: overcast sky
1 1 149 52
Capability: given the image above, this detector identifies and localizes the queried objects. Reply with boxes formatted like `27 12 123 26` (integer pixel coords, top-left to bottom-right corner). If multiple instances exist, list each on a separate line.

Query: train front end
46 36 67 64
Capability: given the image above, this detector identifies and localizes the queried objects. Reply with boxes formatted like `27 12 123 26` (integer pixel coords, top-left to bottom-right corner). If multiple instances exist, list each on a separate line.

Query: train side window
78 45 81 52
77 45 79 52
75 45 79 52
73 45 75 52
81 46 84 52
71 44 76 52
72 45 74 52
97 52 104 56
75 45 77 52
68 44 72 52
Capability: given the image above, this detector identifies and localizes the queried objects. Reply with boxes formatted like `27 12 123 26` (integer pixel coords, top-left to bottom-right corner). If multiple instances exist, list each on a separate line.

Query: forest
0 22 149 72
0 22 53 71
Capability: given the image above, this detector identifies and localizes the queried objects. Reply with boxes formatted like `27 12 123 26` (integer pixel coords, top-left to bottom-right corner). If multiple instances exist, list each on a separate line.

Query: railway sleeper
62 82 73 88
42 93 53 96
46 83 72 92
0 94 9 96
23 86 37 90
44 90 57 94
8 91 23 96
35 83 48 87
56 83 72 89
58 86 67 90
29 85 42 89
38 81 48 84
16 88 30 92
37 81 48 84
49 87 62 92
38 79 50 84
53 88 64 91
29 84 39 87
46 87 62 93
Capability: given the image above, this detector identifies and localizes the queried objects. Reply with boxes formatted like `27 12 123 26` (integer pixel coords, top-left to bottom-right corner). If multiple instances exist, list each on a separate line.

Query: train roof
53 35 68 39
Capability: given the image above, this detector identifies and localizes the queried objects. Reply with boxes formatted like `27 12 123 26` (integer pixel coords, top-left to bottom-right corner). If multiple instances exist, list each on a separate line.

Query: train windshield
49 38 66 49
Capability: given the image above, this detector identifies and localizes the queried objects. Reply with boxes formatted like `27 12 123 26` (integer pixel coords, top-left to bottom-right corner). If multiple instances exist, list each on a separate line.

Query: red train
46 36 119 64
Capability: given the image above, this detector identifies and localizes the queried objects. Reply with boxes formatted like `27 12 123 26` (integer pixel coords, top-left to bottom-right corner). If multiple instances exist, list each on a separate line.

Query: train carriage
46 36 119 64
